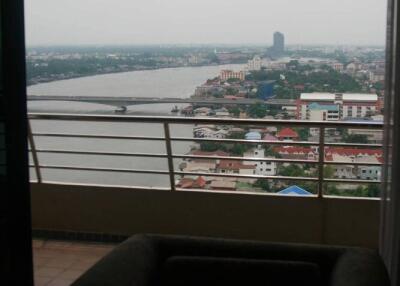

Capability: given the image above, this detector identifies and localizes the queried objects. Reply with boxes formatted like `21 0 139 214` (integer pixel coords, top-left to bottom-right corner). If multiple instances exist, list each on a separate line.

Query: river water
28 64 244 187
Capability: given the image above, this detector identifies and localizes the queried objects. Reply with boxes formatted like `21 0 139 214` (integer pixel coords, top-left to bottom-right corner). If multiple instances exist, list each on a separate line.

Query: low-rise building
193 127 228 139
369 70 385 83
273 146 317 160
355 156 382 181
210 180 236 191
245 131 262 140
181 162 216 173
276 128 299 141
278 185 312 196
330 62 344 72
297 93 379 120
217 160 256 175
243 146 277 176
176 176 207 189
325 149 382 180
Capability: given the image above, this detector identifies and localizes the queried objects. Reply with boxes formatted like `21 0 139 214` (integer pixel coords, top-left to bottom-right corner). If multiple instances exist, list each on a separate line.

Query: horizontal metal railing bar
28 113 383 129
175 171 318 181
31 132 165 141
30 149 168 158
33 163 316 182
30 180 172 191
176 154 383 166
324 142 383 148
174 187 320 197
324 161 383 166
29 164 170 175
173 154 318 164
171 137 318 146
324 178 381 184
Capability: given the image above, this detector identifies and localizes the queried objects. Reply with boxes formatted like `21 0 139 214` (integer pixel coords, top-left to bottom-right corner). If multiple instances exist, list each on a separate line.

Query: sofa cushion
160 255 321 286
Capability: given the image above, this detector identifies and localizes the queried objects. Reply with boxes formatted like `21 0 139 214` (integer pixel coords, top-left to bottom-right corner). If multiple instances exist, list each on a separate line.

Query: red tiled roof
218 160 255 170
325 148 382 157
274 146 313 154
177 178 194 188
277 128 299 138
190 150 230 157
177 176 207 189
194 176 207 188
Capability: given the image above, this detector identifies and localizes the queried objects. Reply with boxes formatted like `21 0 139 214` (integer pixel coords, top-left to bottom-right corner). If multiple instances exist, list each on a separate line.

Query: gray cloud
25 0 387 46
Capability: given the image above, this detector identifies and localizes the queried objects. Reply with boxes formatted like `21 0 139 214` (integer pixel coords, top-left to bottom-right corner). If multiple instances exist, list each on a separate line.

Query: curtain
380 0 400 285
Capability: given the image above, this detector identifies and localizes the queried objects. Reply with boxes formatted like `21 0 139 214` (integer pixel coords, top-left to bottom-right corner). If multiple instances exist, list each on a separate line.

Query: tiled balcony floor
33 239 116 286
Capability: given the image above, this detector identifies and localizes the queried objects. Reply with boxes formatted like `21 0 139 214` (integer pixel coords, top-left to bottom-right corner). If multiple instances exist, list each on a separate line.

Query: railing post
163 123 176 191
317 127 325 198
28 120 42 183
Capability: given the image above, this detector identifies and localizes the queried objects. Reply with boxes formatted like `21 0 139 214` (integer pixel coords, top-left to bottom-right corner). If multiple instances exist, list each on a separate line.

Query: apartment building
220 69 245 81
297 93 379 120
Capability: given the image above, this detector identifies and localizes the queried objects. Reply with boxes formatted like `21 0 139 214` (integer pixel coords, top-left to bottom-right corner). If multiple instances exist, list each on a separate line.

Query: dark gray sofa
73 234 389 286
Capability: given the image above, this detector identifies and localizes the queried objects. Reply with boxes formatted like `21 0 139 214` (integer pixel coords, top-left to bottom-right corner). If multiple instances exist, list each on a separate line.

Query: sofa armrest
330 249 389 286
72 235 159 286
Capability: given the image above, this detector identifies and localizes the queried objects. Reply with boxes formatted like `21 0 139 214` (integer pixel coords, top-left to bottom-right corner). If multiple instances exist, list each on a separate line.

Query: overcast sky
25 0 387 46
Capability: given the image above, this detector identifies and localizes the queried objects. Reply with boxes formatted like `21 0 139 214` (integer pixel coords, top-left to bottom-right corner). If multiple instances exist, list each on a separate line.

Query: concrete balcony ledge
31 182 380 249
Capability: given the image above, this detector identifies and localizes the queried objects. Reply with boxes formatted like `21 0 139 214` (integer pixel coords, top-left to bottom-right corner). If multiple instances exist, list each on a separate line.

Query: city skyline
25 0 387 46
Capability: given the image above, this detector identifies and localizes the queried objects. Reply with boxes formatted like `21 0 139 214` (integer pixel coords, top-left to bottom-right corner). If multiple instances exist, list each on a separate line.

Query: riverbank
27 61 247 87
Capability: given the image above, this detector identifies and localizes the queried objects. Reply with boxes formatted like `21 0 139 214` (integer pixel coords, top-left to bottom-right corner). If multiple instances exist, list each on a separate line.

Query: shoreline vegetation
26 62 231 87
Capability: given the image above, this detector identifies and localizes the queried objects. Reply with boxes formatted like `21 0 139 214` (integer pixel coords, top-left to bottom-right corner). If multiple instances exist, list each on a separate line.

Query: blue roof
245 132 262 140
308 103 339 111
278 185 312 196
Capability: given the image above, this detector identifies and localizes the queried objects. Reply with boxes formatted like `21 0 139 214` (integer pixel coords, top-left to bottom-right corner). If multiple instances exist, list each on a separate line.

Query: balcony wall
30 182 380 248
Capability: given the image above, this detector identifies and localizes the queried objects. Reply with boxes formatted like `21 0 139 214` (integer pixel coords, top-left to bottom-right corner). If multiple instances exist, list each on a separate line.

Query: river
28 64 244 187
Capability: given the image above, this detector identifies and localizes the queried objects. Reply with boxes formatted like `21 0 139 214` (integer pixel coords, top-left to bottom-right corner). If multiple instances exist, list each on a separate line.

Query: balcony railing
27 113 383 198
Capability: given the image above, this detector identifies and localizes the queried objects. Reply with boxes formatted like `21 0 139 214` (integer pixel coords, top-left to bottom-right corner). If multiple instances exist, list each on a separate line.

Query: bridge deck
27 95 296 107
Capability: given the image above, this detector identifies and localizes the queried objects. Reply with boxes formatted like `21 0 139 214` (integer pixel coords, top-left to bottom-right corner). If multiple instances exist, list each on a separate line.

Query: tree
226 87 238 95
247 103 267 118
227 78 240 84
200 142 223 152
265 146 281 158
324 165 335 179
279 164 306 177
231 144 247 156
326 184 340 196
366 184 380 197
295 128 309 141
229 107 241 117
254 179 270 192
344 134 369 144
228 131 246 139
287 60 300 69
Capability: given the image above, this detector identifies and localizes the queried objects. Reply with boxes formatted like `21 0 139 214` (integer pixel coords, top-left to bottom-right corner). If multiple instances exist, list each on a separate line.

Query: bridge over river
27 95 296 110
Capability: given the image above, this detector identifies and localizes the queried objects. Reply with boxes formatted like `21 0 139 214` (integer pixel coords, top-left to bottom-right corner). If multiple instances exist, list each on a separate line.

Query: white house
243 146 277 176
